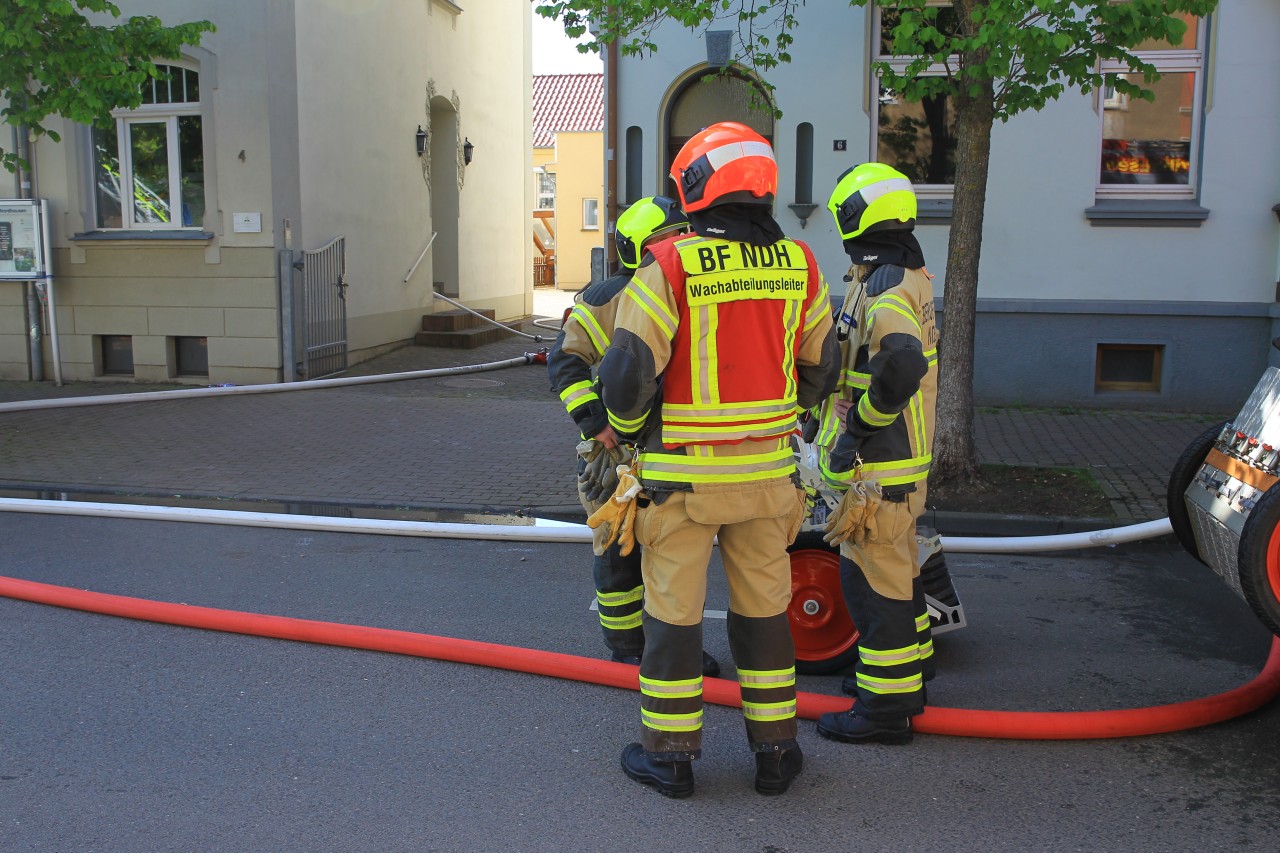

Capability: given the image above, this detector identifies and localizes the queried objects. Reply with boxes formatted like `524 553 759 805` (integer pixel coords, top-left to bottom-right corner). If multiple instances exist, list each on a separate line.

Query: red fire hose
4 573 1278 740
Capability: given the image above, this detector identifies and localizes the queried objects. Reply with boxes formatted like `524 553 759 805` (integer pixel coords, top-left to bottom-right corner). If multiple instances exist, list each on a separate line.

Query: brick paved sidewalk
0 299 1230 524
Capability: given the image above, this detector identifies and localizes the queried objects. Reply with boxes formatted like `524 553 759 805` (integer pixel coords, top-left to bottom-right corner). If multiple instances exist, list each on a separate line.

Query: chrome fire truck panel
1182 367 1280 605
1227 367 1280 446
1185 486 1246 598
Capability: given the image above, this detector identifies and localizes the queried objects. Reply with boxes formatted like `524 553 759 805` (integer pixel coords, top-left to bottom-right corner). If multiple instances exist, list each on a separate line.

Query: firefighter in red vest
813 163 939 746
598 121 839 798
548 196 719 677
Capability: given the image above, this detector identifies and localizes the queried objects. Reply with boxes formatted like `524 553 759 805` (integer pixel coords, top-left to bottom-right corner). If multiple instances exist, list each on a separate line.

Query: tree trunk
930 64 995 485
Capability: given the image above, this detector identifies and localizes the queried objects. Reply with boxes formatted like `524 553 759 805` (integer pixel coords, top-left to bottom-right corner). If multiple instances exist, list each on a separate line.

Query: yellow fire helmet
614 196 690 270
827 162 917 240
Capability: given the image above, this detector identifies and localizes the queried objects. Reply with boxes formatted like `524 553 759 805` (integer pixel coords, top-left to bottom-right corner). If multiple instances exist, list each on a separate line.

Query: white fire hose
0 354 539 414
0 496 1172 555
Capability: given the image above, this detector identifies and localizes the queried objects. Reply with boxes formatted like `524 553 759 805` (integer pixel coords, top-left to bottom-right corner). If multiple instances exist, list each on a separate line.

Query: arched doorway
429 96 460 297
663 68 774 197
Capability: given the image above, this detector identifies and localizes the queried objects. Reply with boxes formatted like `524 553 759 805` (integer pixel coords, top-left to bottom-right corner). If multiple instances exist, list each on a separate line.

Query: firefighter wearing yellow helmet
813 162 941 746
547 197 720 677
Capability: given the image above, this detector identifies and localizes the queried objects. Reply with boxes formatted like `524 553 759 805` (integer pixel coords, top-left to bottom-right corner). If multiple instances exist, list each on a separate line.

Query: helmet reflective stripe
857 176 913 206
705 140 776 172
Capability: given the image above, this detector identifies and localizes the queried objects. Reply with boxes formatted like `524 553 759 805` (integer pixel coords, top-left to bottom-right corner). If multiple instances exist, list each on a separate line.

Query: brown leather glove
822 478 883 547
586 462 643 556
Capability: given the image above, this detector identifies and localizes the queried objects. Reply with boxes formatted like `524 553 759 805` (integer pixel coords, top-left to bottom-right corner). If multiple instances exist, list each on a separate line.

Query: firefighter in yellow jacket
547 196 719 677
598 122 839 798
813 163 939 746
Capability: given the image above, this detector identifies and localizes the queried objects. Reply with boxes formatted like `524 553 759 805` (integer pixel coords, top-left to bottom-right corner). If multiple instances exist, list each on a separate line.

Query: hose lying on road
2 572 1276 740
0 354 542 414
0 498 1173 554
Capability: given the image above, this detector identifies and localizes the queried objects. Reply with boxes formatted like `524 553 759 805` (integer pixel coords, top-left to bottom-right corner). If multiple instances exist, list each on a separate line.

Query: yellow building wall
549 131 604 290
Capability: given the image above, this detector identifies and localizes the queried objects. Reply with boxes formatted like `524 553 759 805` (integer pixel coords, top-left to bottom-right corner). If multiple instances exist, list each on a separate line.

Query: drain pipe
14 123 44 382
39 198 63 386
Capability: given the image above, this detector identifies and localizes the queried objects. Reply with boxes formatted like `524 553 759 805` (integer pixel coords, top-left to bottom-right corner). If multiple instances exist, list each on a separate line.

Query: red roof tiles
533 73 603 148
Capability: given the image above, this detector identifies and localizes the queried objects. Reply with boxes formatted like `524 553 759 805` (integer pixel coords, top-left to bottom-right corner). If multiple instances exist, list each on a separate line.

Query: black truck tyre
1166 421 1227 566
1234 482 1280 638
787 531 860 674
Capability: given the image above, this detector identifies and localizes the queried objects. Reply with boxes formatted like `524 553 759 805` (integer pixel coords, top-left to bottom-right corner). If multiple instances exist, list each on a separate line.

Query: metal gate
296 235 347 380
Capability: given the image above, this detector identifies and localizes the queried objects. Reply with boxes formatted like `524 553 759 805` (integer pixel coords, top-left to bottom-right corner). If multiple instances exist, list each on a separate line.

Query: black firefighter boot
753 741 803 796
620 743 694 798
816 709 912 745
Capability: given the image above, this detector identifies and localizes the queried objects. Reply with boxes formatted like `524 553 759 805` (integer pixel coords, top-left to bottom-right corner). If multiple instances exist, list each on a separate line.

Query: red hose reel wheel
1237 482 1280 638
787 531 859 674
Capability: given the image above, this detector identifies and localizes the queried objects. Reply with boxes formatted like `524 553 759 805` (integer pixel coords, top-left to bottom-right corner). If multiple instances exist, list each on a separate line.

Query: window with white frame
1097 13 1204 196
582 198 599 230
536 170 556 210
872 1 958 191
93 63 205 229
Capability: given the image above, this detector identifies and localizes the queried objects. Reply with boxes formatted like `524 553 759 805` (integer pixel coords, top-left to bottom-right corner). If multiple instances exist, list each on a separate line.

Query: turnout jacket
599 232 839 490
547 271 633 439
816 263 938 491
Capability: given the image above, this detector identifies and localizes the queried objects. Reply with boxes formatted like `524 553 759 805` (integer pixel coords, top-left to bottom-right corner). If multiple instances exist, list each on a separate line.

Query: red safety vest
646 233 823 449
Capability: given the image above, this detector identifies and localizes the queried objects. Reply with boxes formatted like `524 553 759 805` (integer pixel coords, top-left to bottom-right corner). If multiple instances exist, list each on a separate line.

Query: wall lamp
416 125 428 157
463 137 474 165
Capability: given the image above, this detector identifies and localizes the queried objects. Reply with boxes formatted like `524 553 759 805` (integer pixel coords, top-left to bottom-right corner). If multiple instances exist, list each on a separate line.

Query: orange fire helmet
669 121 777 213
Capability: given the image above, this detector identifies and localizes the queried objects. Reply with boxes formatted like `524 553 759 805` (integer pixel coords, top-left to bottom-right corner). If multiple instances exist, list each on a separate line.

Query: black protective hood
842 228 926 270
690 203 785 247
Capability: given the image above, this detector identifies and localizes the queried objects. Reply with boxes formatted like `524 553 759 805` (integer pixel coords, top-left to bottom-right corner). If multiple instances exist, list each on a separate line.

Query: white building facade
608 2 1280 411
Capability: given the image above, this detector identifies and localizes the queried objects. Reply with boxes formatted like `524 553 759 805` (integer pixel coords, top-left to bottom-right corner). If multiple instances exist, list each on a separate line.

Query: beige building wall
550 131 604 290
2 0 531 384
27 0 279 384
0 282 25 378
294 0 532 353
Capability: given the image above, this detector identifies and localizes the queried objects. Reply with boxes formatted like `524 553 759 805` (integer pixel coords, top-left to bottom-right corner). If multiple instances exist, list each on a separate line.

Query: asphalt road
2 512 1279 852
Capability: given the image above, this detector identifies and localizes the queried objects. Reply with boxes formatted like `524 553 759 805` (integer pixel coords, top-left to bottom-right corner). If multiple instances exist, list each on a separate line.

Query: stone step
414 325 514 349
422 308 496 332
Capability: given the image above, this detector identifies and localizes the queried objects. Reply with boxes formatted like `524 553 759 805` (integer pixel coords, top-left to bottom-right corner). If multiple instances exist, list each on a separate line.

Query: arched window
663 68 773 198
93 63 205 229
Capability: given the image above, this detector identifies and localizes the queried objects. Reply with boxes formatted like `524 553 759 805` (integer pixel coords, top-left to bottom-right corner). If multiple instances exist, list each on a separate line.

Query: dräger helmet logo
704 227 726 234
860 254 879 262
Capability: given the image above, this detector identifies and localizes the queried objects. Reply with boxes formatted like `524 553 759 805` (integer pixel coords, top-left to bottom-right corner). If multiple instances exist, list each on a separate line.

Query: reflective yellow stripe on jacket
638 438 795 487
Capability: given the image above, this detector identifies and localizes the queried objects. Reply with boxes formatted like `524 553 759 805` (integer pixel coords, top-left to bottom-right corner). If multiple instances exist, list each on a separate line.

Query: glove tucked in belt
822 473 882 548
586 461 644 556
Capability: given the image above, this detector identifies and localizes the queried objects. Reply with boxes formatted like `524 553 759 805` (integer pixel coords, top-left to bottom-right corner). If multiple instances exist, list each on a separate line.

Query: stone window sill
71 230 216 244
1085 199 1208 227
